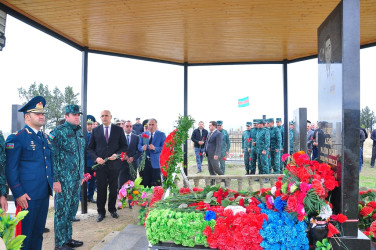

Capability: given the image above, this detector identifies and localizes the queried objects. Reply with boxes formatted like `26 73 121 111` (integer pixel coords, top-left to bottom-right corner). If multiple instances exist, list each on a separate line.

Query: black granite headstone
318 1 369 248
292 108 307 153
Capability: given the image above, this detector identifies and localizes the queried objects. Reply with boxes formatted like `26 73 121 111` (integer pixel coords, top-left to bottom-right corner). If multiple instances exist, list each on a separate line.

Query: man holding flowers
88 110 127 222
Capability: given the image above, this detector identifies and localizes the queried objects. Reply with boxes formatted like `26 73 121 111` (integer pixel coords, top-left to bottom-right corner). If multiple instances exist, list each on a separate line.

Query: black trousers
96 166 120 215
371 144 376 167
142 158 161 187
118 162 138 189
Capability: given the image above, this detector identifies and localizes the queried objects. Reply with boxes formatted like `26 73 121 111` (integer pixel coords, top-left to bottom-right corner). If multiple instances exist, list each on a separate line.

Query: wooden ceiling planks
0 0 374 64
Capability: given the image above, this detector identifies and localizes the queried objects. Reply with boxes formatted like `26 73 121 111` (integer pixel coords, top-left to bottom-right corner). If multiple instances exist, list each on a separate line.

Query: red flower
120 152 127 161
142 133 149 138
372 213 376 220
287 196 298 212
203 226 212 236
327 222 340 237
199 152 202 156
281 153 290 162
222 157 226 161
249 157 252 161
366 201 376 209
360 206 374 217
370 221 376 233
239 198 244 207
275 181 282 189
128 195 133 200
274 189 281 197
331 214 348 223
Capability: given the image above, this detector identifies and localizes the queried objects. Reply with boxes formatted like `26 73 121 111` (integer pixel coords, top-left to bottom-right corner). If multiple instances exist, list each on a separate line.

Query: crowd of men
191 118 295 183
0 96 166 250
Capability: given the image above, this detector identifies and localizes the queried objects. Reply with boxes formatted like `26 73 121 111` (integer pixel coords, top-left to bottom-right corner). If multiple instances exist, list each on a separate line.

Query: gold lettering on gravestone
321 123 339 167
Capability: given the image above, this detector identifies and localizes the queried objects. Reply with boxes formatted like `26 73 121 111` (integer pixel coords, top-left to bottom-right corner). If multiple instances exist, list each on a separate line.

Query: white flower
224 205 246 215
318 203 332 220
271 186 277 195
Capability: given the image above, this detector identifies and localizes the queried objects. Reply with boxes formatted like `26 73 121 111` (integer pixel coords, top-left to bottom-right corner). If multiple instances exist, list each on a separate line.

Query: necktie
149 133 153 144
200 129 202 137
127 134 130 145
105 126 109 143
37 131 43 141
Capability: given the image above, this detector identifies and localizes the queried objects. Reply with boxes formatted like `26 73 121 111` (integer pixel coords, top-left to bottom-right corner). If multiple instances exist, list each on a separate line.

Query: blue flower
274 196 287 212
259 204 309 250
204 210 216 221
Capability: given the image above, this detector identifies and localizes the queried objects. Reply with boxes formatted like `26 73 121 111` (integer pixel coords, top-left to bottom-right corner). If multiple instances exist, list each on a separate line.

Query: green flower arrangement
145 208 214 247
0 209 28 250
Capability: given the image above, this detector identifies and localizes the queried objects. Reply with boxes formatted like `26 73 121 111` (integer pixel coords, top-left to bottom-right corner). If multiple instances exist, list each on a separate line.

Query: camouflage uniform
51 105 85 247
241 122 252 174
256 120 270 174
250 120 259 174
0 132 6 198
217 121 230 174
267 119 282 174
289 124 294 154
276 118 284 170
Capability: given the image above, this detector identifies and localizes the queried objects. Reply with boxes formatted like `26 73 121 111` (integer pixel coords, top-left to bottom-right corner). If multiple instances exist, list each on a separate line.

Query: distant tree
18 82 80 129
360 106 375 130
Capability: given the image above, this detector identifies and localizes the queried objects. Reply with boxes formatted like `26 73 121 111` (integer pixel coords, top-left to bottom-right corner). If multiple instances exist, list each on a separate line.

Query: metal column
283 59 289 153
81 47 88 214
183 63 188 175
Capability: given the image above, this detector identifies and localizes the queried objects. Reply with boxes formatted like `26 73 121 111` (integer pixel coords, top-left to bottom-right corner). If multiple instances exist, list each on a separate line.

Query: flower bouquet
91 152 127 171
118 177 148 208
0 208 28 249
138 133 149 172
359 189 376 242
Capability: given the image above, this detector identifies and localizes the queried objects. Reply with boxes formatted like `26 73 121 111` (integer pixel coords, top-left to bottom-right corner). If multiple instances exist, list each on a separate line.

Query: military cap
65 104 82 115
307 120 311 124
246 122 252 126
136 117 140 120
87 115 96 124
289 121 295 125
114 118 121 125
267 118 274 123
217 120 223 125
18 96 46 114
276 118 282 122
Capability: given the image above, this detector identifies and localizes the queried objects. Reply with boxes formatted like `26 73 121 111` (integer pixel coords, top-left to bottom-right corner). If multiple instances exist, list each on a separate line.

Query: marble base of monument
329 230 370 250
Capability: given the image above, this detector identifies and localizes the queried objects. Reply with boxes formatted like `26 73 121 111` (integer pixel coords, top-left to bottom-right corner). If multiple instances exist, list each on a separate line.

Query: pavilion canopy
0 0 375 65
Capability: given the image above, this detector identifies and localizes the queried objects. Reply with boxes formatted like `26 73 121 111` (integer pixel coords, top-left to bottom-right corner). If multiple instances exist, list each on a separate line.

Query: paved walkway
95 224 150 250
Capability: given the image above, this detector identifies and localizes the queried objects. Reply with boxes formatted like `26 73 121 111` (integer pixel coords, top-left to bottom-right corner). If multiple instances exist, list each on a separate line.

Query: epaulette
24 128 32 134
15 128 26 136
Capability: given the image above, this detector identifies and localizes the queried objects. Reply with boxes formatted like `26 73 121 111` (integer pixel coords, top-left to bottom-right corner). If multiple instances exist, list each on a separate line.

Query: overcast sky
0 16 375 136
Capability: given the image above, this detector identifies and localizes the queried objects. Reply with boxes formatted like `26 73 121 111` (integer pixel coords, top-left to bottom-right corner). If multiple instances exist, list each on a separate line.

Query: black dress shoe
97 214 105 222
44 227 50 233
110 211 119 219
72 217 80 222
88 198 97 203
66 239 83 248
55 244 74 250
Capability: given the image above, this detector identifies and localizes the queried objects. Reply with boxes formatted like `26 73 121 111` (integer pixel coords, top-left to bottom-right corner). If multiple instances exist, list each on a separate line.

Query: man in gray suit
204 121 224 184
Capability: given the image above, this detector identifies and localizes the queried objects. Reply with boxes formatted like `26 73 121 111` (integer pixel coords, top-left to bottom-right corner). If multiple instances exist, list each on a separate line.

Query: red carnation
327 223 340 238
360 206 374 217
372 213 376 220
222 157 226 161
142 133 149 138
336 214 348 223
199 152 202 156
120 152 127 161
370 221 376 233
249 157 252 161
203 226 212 236
239 198 244 207
366 201 376 209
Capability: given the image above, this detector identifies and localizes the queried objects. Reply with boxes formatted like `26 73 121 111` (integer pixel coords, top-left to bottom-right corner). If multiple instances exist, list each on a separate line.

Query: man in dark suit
88 110 127 222
203 121 224 183
138 118 166 187
118 120 142 187
6 96 53 250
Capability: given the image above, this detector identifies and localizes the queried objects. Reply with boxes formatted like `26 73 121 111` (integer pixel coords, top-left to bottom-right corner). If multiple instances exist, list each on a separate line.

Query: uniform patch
48 133 55 140
6 143 14 149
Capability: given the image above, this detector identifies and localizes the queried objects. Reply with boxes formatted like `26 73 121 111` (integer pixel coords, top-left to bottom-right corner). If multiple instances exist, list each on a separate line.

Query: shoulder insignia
6 143 14 149
15 128 26 136
48 133 55 140
24 128 32 134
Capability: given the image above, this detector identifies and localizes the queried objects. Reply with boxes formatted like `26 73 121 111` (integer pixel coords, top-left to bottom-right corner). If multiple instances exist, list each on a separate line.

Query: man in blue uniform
86 115 97 203
5 96 53 250
51 105 85 250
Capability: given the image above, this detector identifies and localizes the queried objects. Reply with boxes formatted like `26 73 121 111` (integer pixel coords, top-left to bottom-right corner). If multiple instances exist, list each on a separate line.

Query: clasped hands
142 144 155 151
